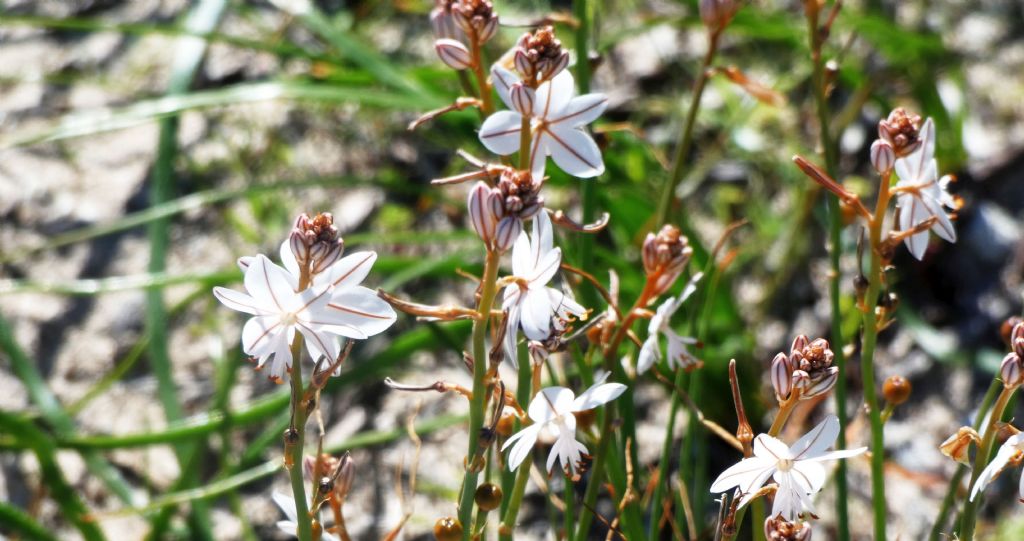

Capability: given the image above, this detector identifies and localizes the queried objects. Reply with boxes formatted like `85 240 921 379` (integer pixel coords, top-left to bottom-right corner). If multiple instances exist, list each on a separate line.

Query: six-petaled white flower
709 415 866 521
893 118 957 260
502 373 626 475
272 491 340 541
217 243 396 381
637 273 702 374
970 432 1024 502
502 211 585 366
479 65 607 181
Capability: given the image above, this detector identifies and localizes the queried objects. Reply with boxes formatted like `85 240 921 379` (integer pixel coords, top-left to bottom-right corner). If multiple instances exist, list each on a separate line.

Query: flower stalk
458 248 503 536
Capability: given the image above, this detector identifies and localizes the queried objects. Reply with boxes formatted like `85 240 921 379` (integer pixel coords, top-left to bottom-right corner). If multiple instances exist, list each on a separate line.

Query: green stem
563 473 575 539
958 385 1017 540
861 170 893 541
803 4 851 537
574 410 612 541
458 249 502 538
649 368 686 538
500 460 532 541
287 336 313 541
654 29 721 226
929 379 1001 541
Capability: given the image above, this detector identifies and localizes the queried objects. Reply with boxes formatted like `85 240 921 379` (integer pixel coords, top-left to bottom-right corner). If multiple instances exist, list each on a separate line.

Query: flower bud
513 26 568 83
494 216 522 253
882 375 912 405
700 0 739 32
641 225 693 297
468 181 498 247
802 366 838 399
451 0 498 44
290 213 343 278
870 139 895 174
791 370 811 394
1000 352 1024 388
1012 321 1024 359
509 82 535 116
765 515 812 541
1000 317 1022 349
430 0 460 40
878 108 923 158
474 483 503 511
790 335 809 355
433 517 463 541
770 352 793 401
435 38 473 70
940 426 981 465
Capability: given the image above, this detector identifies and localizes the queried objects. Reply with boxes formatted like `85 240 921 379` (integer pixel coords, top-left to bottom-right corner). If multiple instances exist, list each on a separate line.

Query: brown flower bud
434 517 464 541
787 336 837 400
1000 317 1023 349
940 426 981 465
878 108 923 158
1000 352 1024 388
452 0 498 44
474 483 503 511
430 0 461 40
882 375 912 405
513 26 569 83
641 225 693 297
290 212 344 277
496 169 544 221
764 515 813 541
1012 321 1024 359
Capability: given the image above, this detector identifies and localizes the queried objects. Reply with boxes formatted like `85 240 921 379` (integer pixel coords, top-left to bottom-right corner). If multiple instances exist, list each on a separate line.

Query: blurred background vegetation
0 0 1022 539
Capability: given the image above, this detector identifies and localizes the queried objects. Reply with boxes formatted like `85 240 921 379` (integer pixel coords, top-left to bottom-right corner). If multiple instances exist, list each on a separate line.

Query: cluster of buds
764 515 813 541
999 319 1024 388
770 335 839 402
289 213 343 277
872 108 922 172
467 170 544 251
513 26 569 85
700 0 739 33
431 0 498 70
642 225 693 298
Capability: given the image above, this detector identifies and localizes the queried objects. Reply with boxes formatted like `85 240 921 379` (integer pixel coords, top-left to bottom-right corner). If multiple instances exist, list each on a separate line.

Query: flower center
777 458 794 472
280 312 299 326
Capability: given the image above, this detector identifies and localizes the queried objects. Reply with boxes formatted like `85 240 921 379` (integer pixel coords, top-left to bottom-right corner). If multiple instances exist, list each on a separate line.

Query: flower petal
213 287 269 316
529 387 575 422
543 126 604 178
242 316 284 358
245 254 301 312
709 456 775 494
491 64 521 111
479 110 524 156
785 460 826 494
279 240 300 278
899 195 929 260
789 414 840 460
520 288 552 340
325 286 397 337
549 93 607 127
503 423 542 471
316 251 378 291
637 335 660 374
920 193 957 242
529 247 562 287
571 382 626 411
533 70 575 119
752 433 791 462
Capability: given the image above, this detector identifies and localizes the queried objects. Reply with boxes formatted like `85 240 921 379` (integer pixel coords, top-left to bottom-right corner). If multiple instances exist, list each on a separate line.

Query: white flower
970 433 1024 502
637 273 702 374
709 415 866 521
502 373 626 475
479 65 607 181
272 491 340 541
893 118 957 260
501 211 585 366
216 246 395 381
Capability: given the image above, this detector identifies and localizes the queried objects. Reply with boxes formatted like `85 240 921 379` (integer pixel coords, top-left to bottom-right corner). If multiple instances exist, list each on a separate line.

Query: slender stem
654 30 721 226
958 385 1017 540
499 460 531 541
803 3 851 538
470 36 493 116
861 169 894 541
563 473 575 539
649 368 686 538
574 410 613 541
458 249 502 537
574 0 599 310
767 393 800 437
287 336 313 541
929 379 1001 541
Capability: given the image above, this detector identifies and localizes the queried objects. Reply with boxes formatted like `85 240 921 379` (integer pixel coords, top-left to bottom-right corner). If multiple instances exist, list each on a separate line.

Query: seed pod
882 375 912 405
475 483 503 511
574 408 597 431
870 139 895 174
1000 352 1024 388
435 38 473 70
496 411 516 437
434 517 463 541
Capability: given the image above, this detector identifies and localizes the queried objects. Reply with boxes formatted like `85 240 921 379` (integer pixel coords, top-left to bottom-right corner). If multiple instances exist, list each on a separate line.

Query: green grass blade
0 501 61 541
